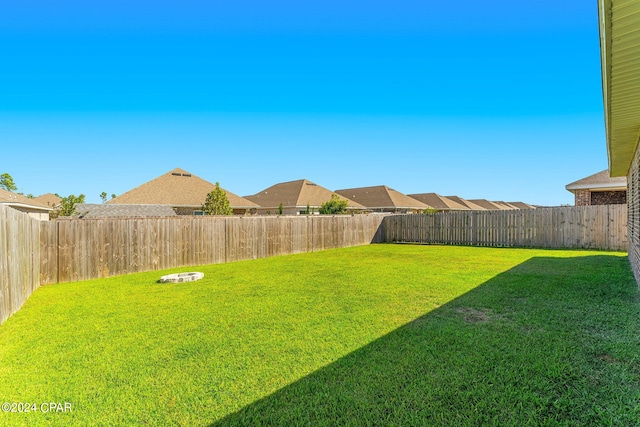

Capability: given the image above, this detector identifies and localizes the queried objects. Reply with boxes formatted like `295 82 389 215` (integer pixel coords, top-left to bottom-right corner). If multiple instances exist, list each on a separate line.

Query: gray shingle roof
76 204 178 218
565 169 627 192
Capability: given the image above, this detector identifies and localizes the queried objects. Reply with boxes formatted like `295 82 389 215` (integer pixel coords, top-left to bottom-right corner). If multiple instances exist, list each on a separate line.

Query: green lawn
0 245 638 426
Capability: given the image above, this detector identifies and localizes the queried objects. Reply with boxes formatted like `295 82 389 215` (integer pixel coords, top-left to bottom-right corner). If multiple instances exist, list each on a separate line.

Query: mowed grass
0 245 638 426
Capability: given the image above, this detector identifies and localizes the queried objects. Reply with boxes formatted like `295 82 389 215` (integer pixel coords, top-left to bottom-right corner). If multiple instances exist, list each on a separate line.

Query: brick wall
591 191 627 205
574 189 590 206
628 148 640 284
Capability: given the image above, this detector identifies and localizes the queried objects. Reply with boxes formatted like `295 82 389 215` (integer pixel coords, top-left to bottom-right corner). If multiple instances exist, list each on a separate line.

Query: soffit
601 0 640 176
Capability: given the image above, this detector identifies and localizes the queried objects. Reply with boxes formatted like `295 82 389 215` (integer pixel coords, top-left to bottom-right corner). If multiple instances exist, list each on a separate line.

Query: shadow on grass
211 255 640 426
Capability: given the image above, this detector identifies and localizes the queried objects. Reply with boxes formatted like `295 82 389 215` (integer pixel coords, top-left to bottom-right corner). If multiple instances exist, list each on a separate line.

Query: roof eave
1 202 53 212
600 0 640 177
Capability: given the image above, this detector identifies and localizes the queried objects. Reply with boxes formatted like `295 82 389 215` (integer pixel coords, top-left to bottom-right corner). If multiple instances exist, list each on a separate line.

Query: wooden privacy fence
40 214 386 284
0 204 629 324
0 205 41 324
383 205 628 251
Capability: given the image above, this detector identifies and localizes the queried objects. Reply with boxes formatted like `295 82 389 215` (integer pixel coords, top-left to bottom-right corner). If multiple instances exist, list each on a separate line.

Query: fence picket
382 205 627 251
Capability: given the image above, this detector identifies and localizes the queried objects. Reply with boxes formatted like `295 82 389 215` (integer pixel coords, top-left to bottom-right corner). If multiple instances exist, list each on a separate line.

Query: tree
278 203 283 215
52 194 86 218
319 194 348 215
201 182 233 215
0 173 17 192
111 194 116 199
100 192 108 203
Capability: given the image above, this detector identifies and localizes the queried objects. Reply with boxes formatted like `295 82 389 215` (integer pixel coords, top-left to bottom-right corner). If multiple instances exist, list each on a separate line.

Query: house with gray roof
33 193 62 209
335 185 430 213
107 168 259 215
565 169 626 206
245 179 365 215
445 196 487 211
507 201 536 209
466 199 508 210
0 189 53 220
407 193 469 211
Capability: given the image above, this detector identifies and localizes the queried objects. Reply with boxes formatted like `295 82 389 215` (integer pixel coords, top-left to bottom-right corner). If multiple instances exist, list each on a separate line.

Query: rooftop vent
182 174 191 177
172 173 181 176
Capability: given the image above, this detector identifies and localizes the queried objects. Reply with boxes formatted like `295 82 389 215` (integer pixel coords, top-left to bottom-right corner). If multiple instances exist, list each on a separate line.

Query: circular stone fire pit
159 272 204 283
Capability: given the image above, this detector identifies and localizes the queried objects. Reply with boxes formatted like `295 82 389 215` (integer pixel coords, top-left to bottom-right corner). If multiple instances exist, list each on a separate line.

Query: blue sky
0 0 605 205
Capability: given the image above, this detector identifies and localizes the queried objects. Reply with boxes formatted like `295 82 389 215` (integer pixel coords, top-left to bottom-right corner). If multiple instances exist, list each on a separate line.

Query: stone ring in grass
158 272 204 283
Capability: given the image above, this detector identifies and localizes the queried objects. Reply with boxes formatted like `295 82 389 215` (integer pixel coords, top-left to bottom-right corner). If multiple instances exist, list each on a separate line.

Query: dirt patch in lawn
455 307 494 323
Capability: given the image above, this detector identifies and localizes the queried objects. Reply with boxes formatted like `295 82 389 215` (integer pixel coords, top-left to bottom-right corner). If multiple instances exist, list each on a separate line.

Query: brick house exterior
565 170 626 206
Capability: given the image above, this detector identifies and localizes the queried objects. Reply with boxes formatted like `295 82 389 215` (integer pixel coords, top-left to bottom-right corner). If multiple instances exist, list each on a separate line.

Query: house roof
76 204 178 218
0 188 52 211
507 202 536 209
245 179 364 209
466 199 506 210
598 0 640 176
33 193 62 207
335 185 429 210
565 169 627 192
107 168 259 209
445 196 487 211
491 201 518 210
407 193 466 210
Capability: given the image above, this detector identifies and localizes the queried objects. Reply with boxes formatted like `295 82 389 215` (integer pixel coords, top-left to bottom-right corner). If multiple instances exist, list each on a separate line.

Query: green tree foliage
0 173 17 192
52 194 86 218
100 192 108 203
422 208 439 214
278 203 283 215
202 182 233 215
319 194 349 215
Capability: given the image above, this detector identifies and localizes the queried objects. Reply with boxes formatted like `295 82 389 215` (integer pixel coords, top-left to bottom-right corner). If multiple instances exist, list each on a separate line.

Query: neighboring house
496 201 525 209
335 185 430 213
33 193 62 209
565 170 627 206
506 202 536 209
598 0 640 280
75 204 178 218
244 179 365 215
0 189 52 220
407 193 470 211
107 168 259 215
466 199 510 210
446 196 487 211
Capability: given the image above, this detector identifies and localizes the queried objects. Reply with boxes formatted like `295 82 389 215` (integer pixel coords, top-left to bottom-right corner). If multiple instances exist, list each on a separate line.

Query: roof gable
33 193 62 207
107 168 259 208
